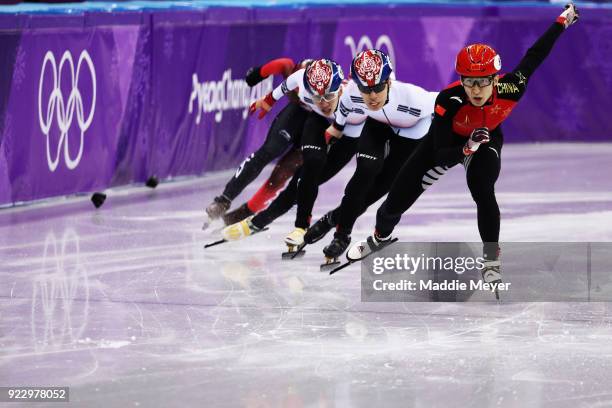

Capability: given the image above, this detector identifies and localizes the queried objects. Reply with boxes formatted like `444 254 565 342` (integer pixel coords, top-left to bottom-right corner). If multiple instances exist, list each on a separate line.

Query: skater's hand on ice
557 3 579 28
464 127 490 155
248 93 276 119
324 125 342 144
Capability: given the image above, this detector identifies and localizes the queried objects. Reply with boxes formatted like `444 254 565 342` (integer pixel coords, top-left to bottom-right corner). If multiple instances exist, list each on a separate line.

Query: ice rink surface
2 143 612 407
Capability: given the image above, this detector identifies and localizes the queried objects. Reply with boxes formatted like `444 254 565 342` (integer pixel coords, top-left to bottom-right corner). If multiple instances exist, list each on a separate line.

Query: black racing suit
251 133 358 229
222 103 308 201
375 21 567 260
221 59 309 201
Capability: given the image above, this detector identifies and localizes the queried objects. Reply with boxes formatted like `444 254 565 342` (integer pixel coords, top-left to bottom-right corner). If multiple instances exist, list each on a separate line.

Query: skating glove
557 3 579 28
245 66 264 87
249 93 276 119
463 127 490 155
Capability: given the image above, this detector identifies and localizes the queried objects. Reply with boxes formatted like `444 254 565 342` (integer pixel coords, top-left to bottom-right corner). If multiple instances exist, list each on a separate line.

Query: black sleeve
432 95 465 167
511 22 565 80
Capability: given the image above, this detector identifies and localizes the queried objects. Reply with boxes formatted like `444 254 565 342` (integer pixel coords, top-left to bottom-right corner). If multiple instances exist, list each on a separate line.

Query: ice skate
282 228 306 260
221 216 260 241
329 233 398 275
205 217 267 249
481 259 502 300
320 233 350 272
303 211 335 244
222 203 254 226
347 233 396 261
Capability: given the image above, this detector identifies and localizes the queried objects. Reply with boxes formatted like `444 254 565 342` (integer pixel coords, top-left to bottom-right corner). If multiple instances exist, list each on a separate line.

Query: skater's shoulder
390 79 432 95
436 84 466 107
494 73 526 99
342 81 366 105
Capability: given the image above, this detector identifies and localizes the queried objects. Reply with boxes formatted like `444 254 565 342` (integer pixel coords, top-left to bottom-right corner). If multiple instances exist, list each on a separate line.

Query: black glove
245 66 265 87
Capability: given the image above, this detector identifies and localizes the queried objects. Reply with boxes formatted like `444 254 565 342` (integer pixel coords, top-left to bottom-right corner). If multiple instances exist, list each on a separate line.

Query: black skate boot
304 211 335 244
222 203 254 226
203 195 231 229
321 233 351 272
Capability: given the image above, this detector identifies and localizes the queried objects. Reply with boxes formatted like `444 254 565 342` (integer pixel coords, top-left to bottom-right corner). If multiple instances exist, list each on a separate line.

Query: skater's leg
465 144 502 260
335 119 392 236
237 133 357 232
294 113 332 229
250 170 301 229
301 135 359 244
355 136 421 221
222 103 307 201
321 119 390 259
246 147 303 213
315 136 359 184
375 134 441 238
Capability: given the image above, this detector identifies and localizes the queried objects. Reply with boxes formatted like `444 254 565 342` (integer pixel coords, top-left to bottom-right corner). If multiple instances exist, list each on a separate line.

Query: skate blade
282 250 305 260
204 239 226 249
203 227 269 249
320 259 340 272
328 261 353 275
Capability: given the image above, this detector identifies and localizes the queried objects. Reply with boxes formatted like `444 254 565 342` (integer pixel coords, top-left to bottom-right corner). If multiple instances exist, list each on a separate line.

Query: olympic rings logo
38 50 96 172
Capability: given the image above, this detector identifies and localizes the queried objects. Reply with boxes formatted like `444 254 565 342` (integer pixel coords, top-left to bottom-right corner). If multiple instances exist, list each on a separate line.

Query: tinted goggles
461 76 494 88
311 91 339 103
356 81 387 94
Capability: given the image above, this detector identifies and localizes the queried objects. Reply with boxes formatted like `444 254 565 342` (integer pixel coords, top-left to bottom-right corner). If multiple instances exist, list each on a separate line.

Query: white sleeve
420 91 439 116
397 113 433 139
272 69 303 101
334 88 353 128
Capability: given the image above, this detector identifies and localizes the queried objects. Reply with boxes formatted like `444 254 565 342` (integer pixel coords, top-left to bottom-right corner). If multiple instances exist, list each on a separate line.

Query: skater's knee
470 190 496 207
469 187 499 214
467 178 494 200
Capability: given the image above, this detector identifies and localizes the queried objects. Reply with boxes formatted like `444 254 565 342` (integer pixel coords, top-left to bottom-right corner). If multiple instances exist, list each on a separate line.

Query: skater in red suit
347 4 580 286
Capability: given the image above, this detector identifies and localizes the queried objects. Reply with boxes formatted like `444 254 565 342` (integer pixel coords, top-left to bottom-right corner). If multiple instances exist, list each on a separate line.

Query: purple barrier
0 5 610 206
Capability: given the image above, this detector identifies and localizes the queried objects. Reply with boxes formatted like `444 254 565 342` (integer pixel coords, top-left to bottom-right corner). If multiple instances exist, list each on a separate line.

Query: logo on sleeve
496 82 520 94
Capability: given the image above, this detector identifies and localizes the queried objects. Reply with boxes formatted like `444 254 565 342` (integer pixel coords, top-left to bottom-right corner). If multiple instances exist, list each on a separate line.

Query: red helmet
455 44 501 77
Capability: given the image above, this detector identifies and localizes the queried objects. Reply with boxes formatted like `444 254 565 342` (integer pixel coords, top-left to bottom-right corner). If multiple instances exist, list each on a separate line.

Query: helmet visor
356 81 387 95
311 91 339 103
461 76 494 88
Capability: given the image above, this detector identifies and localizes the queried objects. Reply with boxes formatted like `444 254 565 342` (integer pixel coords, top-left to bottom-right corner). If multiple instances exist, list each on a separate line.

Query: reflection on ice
31 228 89 351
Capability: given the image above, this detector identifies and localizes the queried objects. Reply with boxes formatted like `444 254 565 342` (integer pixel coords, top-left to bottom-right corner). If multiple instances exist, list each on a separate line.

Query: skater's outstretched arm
245 58 296 86
249 69 305 119
511 4 579 82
